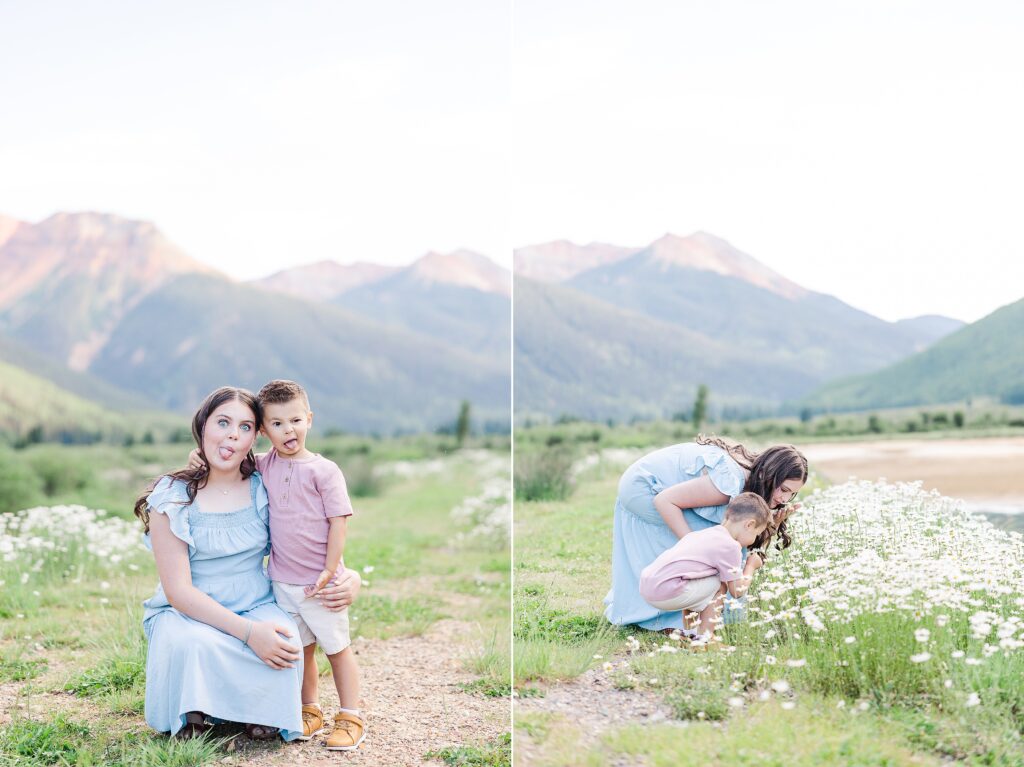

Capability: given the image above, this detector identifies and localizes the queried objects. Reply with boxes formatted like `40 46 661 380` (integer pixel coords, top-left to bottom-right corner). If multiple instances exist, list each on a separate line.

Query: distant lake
797 437 1024 535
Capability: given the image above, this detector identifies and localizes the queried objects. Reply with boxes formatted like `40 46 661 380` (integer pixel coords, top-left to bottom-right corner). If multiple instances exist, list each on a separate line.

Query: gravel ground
515 664 677 732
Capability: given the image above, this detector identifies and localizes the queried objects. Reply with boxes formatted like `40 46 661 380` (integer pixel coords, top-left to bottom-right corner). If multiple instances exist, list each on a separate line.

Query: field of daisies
514 448 1024 766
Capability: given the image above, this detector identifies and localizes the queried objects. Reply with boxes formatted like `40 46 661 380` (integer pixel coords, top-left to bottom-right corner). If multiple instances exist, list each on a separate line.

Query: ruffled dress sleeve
686 445 745 498
143 476 195 552
252 472 272 556
683 445 746 525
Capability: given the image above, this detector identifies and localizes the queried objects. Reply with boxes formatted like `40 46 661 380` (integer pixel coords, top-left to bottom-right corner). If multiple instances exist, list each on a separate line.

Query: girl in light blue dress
135 386 367 741
604 436 808 632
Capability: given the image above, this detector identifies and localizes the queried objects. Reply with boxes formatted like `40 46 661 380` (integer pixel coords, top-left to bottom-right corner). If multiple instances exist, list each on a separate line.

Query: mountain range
0 212 510 435
514 231 989 421
802 297 1024 411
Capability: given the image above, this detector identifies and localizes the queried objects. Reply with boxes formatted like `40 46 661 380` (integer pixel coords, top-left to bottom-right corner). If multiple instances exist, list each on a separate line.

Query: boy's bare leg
301 643 320 704
682 610 700 633
327 646 361 710
697 585 728 639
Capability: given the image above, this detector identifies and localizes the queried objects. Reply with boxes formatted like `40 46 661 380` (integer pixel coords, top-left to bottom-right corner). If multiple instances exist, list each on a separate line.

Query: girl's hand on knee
246 621 301 669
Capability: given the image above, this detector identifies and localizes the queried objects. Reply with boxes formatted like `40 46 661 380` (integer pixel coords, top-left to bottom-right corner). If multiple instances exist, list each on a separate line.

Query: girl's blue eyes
216 419 252 431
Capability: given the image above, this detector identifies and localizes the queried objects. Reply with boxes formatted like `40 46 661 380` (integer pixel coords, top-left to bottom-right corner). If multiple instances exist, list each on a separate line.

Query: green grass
513 477 627 684
0 652 47 682
459 677 512 697
426 732 511 766
349 594 446 639
0 714 228 767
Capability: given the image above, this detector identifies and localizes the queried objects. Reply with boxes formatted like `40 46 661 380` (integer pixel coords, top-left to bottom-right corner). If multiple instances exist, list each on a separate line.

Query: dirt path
3 618 509 767
798 437 1024 510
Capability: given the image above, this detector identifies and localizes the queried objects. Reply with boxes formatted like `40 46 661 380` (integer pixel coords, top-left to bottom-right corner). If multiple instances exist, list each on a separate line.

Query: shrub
514 447 575 502
0 450 43 513
342 457 382 498
26 447 95 498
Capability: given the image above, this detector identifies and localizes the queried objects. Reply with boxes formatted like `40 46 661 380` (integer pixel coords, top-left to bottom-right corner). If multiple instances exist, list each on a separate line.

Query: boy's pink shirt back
258 449 353 586
639 525 742 604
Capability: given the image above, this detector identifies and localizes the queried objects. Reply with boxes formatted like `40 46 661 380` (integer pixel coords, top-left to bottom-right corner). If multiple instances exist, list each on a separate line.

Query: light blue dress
604 443 747 631
141 473 303 740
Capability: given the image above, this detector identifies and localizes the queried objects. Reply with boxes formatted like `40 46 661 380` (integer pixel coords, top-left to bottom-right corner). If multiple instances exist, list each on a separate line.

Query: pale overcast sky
4 3 1022 323
0 1 511 276
513 1 1024 323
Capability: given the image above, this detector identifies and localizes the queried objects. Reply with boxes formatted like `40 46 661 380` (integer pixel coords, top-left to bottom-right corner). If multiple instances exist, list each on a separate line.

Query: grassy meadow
0 434 511 766
513 434 1024 766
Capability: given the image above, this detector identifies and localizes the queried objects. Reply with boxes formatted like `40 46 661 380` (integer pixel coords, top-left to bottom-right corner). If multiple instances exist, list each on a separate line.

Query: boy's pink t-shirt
258 449 354 585
639 525 742 604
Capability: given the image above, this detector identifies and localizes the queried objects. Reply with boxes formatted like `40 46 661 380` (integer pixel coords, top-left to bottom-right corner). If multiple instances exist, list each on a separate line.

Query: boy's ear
307 411 314 427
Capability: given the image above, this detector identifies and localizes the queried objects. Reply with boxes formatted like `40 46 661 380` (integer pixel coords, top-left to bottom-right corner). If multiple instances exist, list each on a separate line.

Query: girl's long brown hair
695 434 808 555
133 387 261 533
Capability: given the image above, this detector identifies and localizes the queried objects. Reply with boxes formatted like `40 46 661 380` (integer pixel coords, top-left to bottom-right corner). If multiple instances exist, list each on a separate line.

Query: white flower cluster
383 458 448 479
450 468 511 546
0 504 146 566
748 481 1024 653
571 448 645 479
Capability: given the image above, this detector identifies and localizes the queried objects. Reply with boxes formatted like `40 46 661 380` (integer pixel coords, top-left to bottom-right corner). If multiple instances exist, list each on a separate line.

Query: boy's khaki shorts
272 581 351 656
643 575 723 614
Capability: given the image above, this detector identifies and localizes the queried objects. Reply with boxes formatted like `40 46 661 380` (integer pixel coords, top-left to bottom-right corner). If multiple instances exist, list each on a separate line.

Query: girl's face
201 398 257 474
770 477 805 510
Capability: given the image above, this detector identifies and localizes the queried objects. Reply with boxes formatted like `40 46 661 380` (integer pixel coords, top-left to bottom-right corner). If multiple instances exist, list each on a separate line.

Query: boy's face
261 397 313 456
737 519 768 548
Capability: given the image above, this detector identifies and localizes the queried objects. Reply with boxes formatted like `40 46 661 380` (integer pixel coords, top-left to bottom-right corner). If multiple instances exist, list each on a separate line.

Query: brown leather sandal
245 723 280 740
176 711 212 739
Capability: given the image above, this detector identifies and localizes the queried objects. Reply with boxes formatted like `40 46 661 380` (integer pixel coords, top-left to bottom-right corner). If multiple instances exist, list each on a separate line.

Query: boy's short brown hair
256 379 310 409
724 492 771 527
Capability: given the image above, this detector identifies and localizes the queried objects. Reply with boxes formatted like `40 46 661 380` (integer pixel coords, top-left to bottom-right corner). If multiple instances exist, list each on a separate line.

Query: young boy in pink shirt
639 492 770 642
253 380 364 750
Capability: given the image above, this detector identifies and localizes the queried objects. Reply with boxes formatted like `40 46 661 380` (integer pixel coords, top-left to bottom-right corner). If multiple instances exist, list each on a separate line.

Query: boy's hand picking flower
304 569 334 598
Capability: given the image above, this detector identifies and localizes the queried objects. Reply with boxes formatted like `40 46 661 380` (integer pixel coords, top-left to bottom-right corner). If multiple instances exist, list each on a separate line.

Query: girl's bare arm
653 474 731 539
